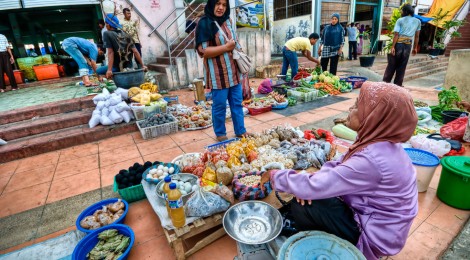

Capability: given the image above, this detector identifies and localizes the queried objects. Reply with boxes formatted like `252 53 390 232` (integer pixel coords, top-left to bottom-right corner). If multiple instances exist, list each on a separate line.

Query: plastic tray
245 105 272 116
75 198 129 233
143 163 180 184
136 115 178 140
272 101 289 110
130 103 167 121
346 76 368 89
113 177 147 203
72 224 135 260
287 88 319 102
205 138 240 152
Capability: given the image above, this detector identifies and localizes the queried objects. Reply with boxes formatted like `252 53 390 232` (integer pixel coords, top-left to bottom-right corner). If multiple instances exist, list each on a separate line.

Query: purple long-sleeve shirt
273 142 418 259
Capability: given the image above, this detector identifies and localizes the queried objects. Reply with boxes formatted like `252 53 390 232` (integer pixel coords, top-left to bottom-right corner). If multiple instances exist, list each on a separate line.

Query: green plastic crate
113 176 147 203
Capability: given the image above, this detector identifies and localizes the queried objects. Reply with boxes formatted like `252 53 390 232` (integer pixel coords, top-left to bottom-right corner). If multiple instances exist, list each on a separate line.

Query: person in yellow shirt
282 33 320 79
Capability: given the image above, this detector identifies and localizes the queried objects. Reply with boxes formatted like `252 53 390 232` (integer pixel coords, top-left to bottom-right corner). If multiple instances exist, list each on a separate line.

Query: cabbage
324 76 333 84
333 76 340 81
319 74 326 81
312 75 318 81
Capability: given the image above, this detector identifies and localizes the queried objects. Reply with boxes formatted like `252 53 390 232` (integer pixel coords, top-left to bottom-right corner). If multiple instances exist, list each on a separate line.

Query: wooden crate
162 191 291 259
163 214 225 260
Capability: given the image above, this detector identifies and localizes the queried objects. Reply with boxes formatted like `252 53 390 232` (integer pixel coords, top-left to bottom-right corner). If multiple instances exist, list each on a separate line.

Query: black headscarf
195 0 231 46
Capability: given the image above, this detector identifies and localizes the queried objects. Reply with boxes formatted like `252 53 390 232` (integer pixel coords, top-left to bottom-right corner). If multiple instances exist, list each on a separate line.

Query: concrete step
404 66 447 82
0 122 138 163
372 57 448 71
374 61 448 75
147 63 170 73
0 96 94 125
147 63 179 90
0 109 93 141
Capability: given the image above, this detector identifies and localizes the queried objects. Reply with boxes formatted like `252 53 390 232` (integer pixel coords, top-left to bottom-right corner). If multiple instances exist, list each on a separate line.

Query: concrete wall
112 0 178 64
272 15 312 54
444 49 470 101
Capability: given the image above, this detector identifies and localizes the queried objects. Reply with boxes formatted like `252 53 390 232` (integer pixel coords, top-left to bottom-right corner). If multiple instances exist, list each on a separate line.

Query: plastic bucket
437 156 470 209
72 224 135 260
441 110 468 124
113 69 145 89
75 198 129 233
404 148 440 192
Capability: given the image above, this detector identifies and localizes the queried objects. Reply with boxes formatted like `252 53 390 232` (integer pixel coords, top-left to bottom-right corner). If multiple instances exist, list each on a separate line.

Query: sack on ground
185 186 230 217
115 101 130 113
100 115 114 126
120 111 131 123
109 94 122 106
89 110 101 128
101 107 110 117
440 116 468 141
410 134 451 157
114 88 129 100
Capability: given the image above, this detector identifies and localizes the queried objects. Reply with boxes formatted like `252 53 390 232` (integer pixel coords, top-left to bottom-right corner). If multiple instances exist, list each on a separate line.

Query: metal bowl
155 173 198 204
223 201 282 244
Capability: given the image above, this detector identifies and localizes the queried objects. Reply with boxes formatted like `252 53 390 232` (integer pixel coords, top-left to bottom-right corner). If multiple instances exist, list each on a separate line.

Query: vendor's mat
0 230 86 260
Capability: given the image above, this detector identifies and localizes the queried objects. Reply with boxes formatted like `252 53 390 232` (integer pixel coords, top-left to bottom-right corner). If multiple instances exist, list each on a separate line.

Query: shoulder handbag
213 21 252 74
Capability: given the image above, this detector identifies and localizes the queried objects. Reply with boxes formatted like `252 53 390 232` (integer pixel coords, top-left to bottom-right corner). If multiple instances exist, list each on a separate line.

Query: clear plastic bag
185 186 230 217
410 134 451 157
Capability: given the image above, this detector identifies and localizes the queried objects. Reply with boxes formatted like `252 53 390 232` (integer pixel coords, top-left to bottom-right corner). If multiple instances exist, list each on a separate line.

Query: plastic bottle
167 183 186 228
162 176 172 215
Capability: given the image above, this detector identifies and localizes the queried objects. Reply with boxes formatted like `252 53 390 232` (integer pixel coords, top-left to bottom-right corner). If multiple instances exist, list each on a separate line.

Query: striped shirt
198 20 240 90
0 34 9 52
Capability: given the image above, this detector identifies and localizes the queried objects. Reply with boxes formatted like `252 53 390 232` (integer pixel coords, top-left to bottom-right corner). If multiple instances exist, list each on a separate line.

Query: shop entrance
355 0 381 54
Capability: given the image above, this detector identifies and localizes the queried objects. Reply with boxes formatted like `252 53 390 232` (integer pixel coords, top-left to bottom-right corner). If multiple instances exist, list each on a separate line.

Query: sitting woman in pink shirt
271 81 419 259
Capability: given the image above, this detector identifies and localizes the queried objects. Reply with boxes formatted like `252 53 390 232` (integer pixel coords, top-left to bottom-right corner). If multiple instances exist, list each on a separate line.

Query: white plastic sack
120 110 131 123
410 134 451 157
0 138 7 145
109 94 122 106
101 107 110 117
104 100 111 108
261 162 285 171
127 110 135 120
109 109 124 124
415 106 432 114
89 113 101 128
96 101 105 111
92 94 107 104
417 111 432 126
185 186 230 218
114 88 129 100
100 115 114 126
115 101 130 113
102 88 110 96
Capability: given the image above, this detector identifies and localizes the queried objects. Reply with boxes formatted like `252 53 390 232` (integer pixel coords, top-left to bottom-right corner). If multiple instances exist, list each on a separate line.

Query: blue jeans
281 46 298 79
211 83 246 137
96 66 119 75
62 43 90 77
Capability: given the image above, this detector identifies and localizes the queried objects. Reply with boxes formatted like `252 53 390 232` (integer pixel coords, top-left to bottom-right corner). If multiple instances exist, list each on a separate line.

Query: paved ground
0 59 469 259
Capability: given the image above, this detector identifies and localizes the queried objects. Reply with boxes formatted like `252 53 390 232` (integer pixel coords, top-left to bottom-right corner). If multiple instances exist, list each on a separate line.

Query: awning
414 14 434 23
423 0 466 28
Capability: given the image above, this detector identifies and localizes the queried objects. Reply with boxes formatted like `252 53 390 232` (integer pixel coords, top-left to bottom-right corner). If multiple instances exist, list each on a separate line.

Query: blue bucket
72 224 135 260
278 231 365 260
76 198 129 233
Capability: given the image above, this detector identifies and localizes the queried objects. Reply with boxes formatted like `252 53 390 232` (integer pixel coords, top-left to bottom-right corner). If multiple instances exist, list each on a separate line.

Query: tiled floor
0 85 469 259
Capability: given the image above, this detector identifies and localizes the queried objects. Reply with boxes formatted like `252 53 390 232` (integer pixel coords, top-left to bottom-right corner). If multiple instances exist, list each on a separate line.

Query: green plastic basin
437 156 470 209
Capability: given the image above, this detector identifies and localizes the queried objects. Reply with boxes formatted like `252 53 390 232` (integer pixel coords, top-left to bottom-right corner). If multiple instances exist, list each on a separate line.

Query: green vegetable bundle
87 229 130 260
430 86 462 122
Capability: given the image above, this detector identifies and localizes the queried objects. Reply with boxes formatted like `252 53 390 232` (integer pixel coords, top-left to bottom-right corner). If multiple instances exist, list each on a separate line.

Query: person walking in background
121 8 142 68
62 37 104 86
195 0 250 142
0 34 18 92
383 4 420 87
346 23 358 60
356 23 363 54
281 34 320 79
318 13 344 75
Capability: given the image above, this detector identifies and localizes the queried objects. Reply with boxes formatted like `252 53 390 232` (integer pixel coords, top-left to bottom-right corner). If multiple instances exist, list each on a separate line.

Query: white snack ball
168 167 175 174
163 172 169 177
157 169 164 177
159 175 164 180
163 166 169 173
184 185 192 193
157 165 164 170
184 182 192 190
149 169 158 175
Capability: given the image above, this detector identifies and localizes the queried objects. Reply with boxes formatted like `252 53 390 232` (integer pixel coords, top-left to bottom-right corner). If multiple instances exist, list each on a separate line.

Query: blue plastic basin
76 198 129 233
72 224 135 260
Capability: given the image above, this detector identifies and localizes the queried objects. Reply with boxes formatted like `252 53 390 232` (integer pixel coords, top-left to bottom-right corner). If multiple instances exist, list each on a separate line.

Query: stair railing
164 1 205 65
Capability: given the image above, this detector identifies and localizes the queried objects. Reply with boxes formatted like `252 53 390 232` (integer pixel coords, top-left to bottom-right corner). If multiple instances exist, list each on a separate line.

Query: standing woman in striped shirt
195 0 248 142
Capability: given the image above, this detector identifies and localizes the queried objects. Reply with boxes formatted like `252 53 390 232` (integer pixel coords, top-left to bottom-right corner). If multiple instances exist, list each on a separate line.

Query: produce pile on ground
311 71 352 94
430 86 463 122
127 83 161 106
87 229 130 260
176 126 339 185
243 97 275 109
168 104 213 130
80 200 126 230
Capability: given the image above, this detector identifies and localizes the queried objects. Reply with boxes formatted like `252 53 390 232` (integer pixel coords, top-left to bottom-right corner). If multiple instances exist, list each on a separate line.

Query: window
321 2 350 26
274 0 312 21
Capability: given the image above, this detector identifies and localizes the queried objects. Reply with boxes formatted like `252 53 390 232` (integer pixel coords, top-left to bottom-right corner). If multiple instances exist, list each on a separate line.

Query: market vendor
270 81 419 259
62 37 105 87
97 14 147 79
281 34 320 80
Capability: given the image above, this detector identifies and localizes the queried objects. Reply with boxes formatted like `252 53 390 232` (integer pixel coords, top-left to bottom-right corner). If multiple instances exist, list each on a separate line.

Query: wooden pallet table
162 190 293 260
163 213 225 260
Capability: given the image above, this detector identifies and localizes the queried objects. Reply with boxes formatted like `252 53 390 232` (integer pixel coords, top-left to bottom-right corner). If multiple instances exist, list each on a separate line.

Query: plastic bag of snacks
232 171 272 201
212 183 235 204
185 186 230 217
